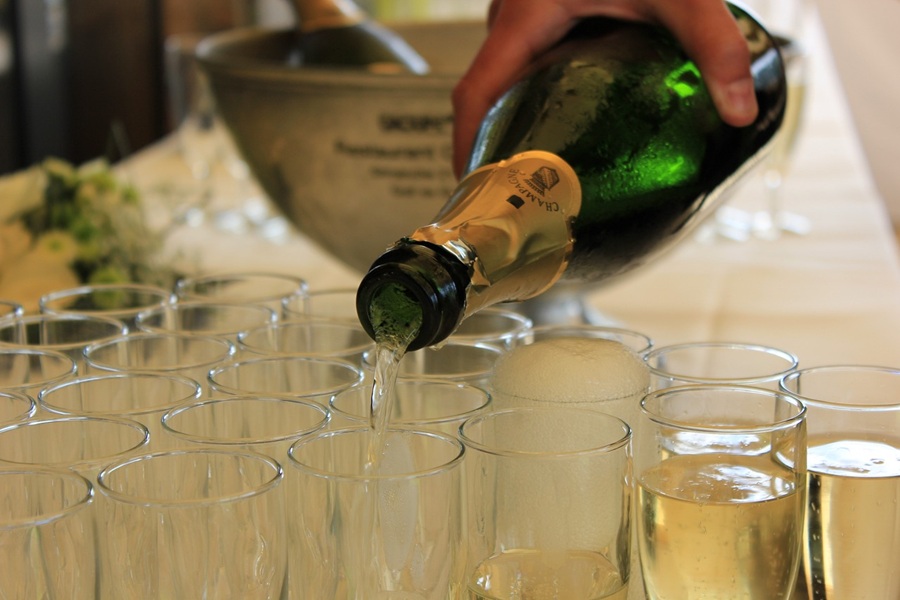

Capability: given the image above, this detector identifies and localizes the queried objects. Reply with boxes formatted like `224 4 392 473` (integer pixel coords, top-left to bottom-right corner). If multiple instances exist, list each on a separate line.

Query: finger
648 0 757 126
452 0 575 177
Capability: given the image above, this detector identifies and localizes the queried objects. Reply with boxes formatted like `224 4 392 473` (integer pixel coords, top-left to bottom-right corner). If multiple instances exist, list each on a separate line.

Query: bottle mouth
355 243 467 352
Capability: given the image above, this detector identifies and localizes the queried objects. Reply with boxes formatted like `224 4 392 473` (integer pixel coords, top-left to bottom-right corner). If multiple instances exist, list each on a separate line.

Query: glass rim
0 346 78 389
0 388 38 423
39 282 176 311
84 331 236 371
329 379 491 426
449 307 533 340
97 448 284 508
458 406 632 458
176 270 308 286
518 323 654 355
207 354 364 396
0 466 93 530
236 318 374 357
38 372 202 418
643 341 799 384
779 364 900 410
361 339 503 380
174 271 308 301
640 384 807 433
134 301 279 335
0 414 150 469
161 395 330 445
281 286 357 310
0 299 24 318
287 426 465 482
0 313 128 349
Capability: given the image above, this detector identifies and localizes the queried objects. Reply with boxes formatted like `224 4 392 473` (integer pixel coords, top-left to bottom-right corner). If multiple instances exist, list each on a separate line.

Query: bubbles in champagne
491 336 650 407
486 335 647 591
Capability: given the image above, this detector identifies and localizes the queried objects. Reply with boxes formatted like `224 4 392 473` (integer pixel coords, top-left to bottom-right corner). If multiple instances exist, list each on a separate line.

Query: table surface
125 11 900 370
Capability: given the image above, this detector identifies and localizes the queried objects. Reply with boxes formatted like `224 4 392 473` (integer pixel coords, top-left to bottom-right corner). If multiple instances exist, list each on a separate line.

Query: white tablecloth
126 11 900 370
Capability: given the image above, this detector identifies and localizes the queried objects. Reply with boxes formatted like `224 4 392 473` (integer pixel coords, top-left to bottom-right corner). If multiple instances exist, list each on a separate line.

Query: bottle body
289 0 429 73
357 5 786 350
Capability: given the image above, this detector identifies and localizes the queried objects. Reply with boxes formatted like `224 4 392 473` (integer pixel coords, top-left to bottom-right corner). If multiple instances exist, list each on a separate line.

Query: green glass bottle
288 0 429 74
357 4 787 350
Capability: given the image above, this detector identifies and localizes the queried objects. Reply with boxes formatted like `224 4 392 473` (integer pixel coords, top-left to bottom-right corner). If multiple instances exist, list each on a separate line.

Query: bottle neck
357 151 582 350
411 150 582 316
356 242 470 352
290 0 365 33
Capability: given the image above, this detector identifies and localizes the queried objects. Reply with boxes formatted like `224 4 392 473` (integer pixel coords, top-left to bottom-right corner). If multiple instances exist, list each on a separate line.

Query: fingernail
722 78 757 124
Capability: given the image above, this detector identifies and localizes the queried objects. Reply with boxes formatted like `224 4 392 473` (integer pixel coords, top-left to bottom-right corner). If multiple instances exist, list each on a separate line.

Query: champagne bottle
357 4 786 350
287 0 429 74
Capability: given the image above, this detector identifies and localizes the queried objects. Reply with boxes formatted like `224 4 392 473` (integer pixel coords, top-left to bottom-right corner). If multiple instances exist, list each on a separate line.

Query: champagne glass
164 34 283 235
0 467 96 599
751 31 812 239
460 407 633 599
703 0 813 242
644 340 799 390
635 385 807 599
780 365 900 598
163 33 221 223
97 449 286 599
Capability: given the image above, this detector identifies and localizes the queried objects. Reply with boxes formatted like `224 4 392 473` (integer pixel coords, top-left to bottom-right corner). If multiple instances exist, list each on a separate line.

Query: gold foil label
409 150 582 315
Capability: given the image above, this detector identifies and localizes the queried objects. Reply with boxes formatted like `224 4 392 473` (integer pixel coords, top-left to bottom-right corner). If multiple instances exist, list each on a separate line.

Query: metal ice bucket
198 18 782 327
197 21 484 274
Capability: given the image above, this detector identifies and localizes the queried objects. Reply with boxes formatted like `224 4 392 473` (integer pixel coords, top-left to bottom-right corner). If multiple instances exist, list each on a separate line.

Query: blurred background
0 0 896 235
0 0 487 173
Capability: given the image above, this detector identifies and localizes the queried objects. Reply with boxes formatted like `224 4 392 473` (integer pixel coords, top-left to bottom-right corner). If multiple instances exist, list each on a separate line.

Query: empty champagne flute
0 467 96 598
287 426 466 598
282 287 358 322
329 378 491 435
83 331 235 390
135 300 278 342
644 340 799 390
97 448 286 599
175 271 307 311
362 340 503 386
751 29 812 239
38 372 202 448
237 318 374 365
0 347 77 405
0 414 150 480
0 313 127 371
208 355 363 401
704 0 813 242
39 283 176 330
446 306 533 350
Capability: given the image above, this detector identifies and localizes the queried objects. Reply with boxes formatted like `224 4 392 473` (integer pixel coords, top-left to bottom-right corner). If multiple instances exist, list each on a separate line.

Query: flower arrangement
0 157 180 312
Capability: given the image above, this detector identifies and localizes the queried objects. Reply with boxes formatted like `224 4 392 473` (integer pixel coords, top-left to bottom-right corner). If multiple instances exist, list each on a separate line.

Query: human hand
451 0 758 178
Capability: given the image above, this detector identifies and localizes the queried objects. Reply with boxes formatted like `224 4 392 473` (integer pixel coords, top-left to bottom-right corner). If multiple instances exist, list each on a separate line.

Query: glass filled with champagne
460 407 633 599
635 385 807 599
780 365 900 599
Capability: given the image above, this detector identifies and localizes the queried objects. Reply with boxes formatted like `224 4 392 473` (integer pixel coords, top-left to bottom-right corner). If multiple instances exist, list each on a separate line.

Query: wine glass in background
751 30 812 239
163 33 220 223
163 33 288 239
703 0 813 242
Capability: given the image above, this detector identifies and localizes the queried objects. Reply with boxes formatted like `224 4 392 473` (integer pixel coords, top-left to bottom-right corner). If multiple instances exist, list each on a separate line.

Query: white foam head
491 336 650 406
